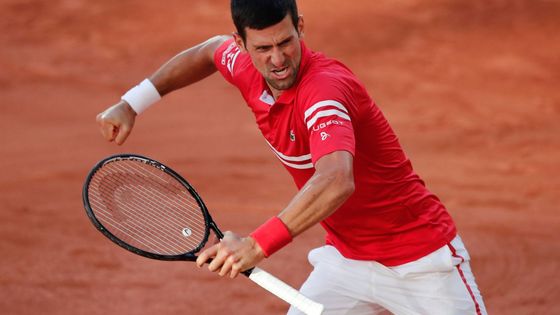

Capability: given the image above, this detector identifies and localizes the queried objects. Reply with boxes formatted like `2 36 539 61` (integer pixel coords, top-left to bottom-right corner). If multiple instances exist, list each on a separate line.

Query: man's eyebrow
278 36 293 45
253 35 294 49
254 43 273 49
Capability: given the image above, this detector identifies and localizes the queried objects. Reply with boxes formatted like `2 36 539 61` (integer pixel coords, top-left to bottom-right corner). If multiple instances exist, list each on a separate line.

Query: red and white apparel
214 38 456 266
214 39 487 314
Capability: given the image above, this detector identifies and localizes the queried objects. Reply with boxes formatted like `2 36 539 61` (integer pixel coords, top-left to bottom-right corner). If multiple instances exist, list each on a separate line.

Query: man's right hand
96 101 137 145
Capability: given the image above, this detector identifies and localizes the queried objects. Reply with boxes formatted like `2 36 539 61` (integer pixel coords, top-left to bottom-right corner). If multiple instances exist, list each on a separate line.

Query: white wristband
121 79 161 114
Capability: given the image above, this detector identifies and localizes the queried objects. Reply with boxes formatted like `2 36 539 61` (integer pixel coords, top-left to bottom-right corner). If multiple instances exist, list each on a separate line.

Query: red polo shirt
214 39 456 266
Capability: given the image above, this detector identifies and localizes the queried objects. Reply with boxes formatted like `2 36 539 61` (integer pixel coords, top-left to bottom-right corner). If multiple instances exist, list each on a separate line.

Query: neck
269 86 283 100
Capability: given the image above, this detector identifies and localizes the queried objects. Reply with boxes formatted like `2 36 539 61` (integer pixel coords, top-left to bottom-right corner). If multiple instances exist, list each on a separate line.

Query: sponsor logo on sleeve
221 43 241 75
312 119 345 132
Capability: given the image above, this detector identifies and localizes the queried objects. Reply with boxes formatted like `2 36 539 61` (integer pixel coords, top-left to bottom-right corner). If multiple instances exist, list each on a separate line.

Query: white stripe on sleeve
306 109 351 130
227 50 241 75
304 100 348 121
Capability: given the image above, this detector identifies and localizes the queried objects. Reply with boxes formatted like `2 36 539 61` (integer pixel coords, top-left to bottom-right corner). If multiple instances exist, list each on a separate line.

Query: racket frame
82 153 219 262
82 153 324 315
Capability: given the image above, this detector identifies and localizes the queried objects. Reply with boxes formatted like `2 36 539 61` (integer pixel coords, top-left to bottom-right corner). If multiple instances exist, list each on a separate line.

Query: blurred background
1 0 559 314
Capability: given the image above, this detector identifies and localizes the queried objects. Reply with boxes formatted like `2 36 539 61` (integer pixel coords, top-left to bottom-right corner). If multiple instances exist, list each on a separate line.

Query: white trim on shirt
304 100 351 130
266 141 314 169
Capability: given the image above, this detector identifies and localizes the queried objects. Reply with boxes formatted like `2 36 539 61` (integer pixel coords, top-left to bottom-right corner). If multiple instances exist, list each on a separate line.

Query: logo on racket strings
181 228 192 237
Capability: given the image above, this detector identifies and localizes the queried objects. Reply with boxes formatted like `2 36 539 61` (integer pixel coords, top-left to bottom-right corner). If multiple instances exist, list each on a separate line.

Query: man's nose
270 47 286 67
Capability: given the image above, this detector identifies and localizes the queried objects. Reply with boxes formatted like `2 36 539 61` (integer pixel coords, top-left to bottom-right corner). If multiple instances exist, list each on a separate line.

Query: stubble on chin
266 66 299 91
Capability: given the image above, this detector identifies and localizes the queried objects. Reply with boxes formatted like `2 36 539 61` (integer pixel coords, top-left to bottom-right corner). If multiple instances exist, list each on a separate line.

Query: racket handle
248 266 324 315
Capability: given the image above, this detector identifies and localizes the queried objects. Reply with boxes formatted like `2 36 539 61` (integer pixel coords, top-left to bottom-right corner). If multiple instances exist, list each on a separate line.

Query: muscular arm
96 35 231 144
197 150 355 278
279 150 355 237
149 35 231 96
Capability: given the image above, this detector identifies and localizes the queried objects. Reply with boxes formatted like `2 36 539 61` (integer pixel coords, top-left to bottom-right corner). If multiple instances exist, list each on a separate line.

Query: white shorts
288 236 487 315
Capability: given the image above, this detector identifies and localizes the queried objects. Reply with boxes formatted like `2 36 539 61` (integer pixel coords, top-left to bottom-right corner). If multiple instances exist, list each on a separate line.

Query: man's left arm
278 150 354 236
196 150 354 278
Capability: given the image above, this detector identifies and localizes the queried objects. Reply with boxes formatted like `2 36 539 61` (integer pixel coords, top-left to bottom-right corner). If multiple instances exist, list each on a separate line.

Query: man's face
235 14 304 97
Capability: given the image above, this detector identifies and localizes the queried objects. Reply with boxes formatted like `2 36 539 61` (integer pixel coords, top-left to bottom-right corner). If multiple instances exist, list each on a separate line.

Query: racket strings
93 162 204 254
88 159 207 255
98 165 206 232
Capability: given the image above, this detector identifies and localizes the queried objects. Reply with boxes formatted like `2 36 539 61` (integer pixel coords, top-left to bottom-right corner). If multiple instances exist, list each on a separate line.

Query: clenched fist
96 101 137 145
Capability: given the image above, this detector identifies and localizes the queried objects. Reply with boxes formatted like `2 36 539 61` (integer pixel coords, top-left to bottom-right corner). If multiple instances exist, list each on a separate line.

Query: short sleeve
299 75 356 164
213 39 242 85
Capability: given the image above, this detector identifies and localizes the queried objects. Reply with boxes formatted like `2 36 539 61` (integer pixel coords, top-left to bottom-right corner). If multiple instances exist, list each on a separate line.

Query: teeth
273 68 287 74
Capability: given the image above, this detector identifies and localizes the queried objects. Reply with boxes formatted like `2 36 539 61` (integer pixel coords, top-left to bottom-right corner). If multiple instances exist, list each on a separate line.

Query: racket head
82 154 214 261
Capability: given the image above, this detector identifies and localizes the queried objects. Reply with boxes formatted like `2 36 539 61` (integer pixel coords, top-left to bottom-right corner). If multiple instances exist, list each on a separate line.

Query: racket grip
248 266 324 315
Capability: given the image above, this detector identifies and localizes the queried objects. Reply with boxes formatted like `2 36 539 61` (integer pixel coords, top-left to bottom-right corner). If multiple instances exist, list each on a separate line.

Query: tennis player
96 1 488 314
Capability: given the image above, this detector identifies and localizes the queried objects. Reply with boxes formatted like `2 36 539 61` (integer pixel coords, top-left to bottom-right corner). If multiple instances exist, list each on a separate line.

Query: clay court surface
1 0 559 314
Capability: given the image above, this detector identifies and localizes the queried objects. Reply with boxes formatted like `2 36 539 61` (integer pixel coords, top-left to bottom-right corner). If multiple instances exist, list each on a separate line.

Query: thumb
96 113 118 142
114 124 132 145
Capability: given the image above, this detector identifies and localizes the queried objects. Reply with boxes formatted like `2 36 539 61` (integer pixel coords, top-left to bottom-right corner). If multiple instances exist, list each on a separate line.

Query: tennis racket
82 153 324 315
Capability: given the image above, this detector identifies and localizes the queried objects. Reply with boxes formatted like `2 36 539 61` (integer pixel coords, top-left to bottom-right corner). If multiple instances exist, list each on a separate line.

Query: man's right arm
96 35 231 145
149 35 231 96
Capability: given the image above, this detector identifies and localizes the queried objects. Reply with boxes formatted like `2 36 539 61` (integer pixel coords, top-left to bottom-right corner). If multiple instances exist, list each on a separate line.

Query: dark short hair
231 0 299 42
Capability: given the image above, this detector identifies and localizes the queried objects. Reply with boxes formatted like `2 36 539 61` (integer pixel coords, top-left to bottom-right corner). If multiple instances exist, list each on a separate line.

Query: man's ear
297 14 305 39
232 32 247 52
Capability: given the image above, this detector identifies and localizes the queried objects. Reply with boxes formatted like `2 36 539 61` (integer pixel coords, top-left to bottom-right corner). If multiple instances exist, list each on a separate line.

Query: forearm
279 151 355 237
279 169 353 237
149 35 230 96
98 36 230 145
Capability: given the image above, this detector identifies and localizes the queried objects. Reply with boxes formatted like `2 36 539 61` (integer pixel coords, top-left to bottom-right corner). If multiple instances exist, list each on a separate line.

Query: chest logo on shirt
289 130 296 142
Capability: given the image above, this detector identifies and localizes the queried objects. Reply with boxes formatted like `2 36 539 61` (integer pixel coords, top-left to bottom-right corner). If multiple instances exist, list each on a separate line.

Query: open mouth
271 66 290 79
